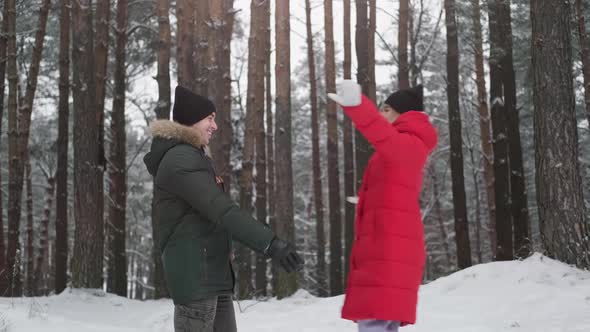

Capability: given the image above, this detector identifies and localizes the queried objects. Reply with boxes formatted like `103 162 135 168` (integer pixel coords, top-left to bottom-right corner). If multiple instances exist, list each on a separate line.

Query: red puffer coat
340 95 437 325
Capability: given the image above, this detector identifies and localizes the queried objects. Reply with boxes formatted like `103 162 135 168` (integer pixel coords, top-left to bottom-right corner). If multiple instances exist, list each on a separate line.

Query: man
144 86 303 332
328 81 437 332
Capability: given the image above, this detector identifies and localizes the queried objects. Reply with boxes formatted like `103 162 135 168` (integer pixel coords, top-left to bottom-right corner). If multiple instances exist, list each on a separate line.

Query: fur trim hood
148 119 207 148
143 120 209 176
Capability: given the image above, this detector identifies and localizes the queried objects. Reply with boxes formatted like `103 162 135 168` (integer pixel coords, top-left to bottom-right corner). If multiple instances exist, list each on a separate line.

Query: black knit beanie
172 85 216 126
384 84 424 114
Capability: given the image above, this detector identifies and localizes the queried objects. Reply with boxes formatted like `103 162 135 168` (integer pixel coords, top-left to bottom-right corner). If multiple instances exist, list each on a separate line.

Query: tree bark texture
531 0 590 269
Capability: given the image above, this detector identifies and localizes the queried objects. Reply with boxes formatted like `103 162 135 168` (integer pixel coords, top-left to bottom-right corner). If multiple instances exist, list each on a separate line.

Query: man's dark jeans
174 294 237 332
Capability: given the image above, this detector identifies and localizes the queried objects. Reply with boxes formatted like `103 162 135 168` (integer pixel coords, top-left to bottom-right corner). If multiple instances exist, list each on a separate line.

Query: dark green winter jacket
143 120 275 304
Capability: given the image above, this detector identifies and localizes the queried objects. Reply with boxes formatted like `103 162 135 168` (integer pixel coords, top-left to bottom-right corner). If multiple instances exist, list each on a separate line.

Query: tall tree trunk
176 0 194 87
0 3 9 279
430 167 452 266
467 136 483 263
255 0 270 297
471 0 496 258
264 9 276 293
488 0 513 261
25 158 34 296
324 0 343 296
355 0 371 188
129 249 136 299
305 0 327 297
577 0 590 128
55 0 71 294
95 1 109 251
498 0 530 259
409 4 418 86
153 0 172 298
398 0 410 89
274 0 297 298
208 0 235 192
95 0 110 117
342 0 355 285
71 0 103 288
34 174 55 295
193 0 210 95
444 0 472 269
239 0 264 299
2 0 17 296
5 0 51 297
368 0 376 101
107 0 128 297
531 0 590 269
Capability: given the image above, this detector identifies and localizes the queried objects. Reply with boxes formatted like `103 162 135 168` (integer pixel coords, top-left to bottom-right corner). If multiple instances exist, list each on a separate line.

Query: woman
328 80 438 332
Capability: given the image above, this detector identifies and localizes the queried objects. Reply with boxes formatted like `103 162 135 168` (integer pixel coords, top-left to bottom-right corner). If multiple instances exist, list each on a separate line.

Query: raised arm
328 80 423 162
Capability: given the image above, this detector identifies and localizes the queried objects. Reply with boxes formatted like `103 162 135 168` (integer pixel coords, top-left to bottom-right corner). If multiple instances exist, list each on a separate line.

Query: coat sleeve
156 145 275 254
341 94 424 163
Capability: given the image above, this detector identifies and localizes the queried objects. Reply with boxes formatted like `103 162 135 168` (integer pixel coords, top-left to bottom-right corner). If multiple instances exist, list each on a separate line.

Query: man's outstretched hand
266 237 304 273
327 79 362 107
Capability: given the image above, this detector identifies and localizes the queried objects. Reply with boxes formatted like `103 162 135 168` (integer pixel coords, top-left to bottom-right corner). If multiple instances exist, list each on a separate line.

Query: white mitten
327 79 362 107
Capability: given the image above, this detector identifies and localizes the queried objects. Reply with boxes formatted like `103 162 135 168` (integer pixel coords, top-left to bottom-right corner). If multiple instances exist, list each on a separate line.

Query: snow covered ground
1 253 589 332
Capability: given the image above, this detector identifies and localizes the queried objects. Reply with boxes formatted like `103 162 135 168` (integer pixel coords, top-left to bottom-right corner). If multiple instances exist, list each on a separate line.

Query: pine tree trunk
471 0 496 258
255 0 270 297
152 0 172 299
265 12 276 293
238 0 263 299
95 0 109 255
221 0 235 189
208 0 235 192
355 0 371 188
108 0 129 297
430 168 452 266
193 0 210 95
488 0 513 261
445 0 472 269
531 0 590 269
274 0 297 298
498 0 530 259
468 142 483 263
103 0 114 293
129 250 136 299
176 0 194 87
409 4 419 86
577 0 590 128
342 0 355 285
34 175 55 295
0 4 8 279
5 0 51 297
55 0 71 295
3 0 18 296
71 0 103 289
42 243 52 295
25 159 34 296
305 0 327 297
398 0 410 89
324 0 343 296
0 5 6 130
368 0 376 101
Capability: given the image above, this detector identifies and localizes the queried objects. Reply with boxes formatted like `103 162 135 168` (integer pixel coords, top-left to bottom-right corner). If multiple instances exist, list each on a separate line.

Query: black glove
266 237 304 273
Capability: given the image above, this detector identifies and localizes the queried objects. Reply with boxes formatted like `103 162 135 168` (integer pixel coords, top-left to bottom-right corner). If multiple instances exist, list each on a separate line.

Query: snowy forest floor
1 253 589 332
